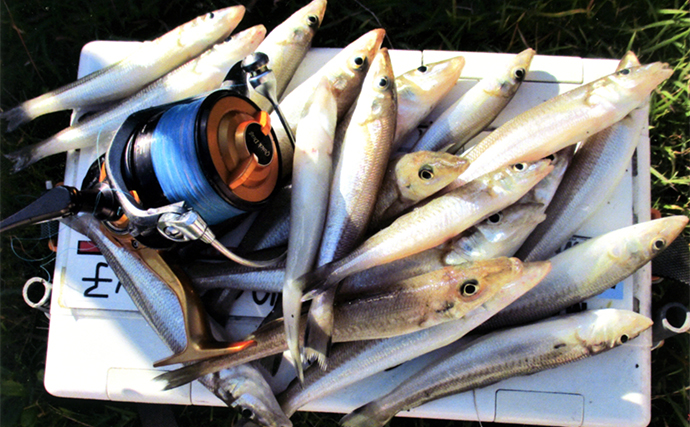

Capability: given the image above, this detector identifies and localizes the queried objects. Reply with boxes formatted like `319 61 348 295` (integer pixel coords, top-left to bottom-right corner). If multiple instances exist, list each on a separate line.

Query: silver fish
449 61 673 189
278 259 550 416
250 0 327 112
481 215 688 331
414 48 535 153
6 25 266 172
516 53 649 262
392 56 465 151
284 77 338 381
186 262 285 294
1 6 246 131
60 214 290 427
340 309 652 427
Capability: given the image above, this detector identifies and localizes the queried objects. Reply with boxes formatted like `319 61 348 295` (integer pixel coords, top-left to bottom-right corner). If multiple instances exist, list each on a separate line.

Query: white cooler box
44 42 652 427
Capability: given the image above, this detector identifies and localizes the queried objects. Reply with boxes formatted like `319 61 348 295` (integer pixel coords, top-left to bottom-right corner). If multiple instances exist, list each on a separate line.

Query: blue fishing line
149 99 245 225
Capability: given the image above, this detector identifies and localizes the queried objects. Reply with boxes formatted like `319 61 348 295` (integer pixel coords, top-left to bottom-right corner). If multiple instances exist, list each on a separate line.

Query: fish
447 61 673 189
157 257 542 390
270 28 385 177
5 25 267 172
480 215 689 331
59 213 290 427
250 0 327 112
414 48 535 153
340 309 652 427
517 145 575 207
185 261 285 294
304 47 397 364
299 159 554 299
283 77 338 382
392 56 466 151
1 6 246 132
516 52 649 262
443 202 547 264
278 259 550 416
369 151 469 231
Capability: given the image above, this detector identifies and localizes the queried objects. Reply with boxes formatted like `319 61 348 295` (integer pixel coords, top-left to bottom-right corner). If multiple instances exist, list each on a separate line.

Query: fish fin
303 289 335 370
340 407 386 427
1 106 32 132
4 147 34 173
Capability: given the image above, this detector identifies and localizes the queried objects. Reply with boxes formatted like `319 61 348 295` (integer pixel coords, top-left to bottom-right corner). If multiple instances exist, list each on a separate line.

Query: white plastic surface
44 42 651 426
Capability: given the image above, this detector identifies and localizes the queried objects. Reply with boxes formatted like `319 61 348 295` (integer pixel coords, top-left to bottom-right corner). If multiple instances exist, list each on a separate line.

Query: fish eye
460 279 479 297
208 12 215 19
417 65 428 73
418 165 434 180
652 238 666 251
618 68 631 75
307 14 319 27
376 76 390 89
545 154 555 162
512 163 527 171
513 67 526 81
351 56 366 70
487 213 502 224
241 408 253 418
620 334 629 344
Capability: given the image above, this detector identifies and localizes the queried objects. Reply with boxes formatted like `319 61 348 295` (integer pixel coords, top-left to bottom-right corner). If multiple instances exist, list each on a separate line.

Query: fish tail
4 146 35 173
303 289 336 370
155 360 218 390
1 106 33 132
300 263 339 301
283 281 305 383
340 406 388 427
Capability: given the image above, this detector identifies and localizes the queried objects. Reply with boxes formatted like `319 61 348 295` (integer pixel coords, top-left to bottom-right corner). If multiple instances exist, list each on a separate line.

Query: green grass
1 0 688 426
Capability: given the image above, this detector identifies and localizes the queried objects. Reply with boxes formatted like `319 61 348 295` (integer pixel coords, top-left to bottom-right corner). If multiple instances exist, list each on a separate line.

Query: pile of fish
4 1 689 426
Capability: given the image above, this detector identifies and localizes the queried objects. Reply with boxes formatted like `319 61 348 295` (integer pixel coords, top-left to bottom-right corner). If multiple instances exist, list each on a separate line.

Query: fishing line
472 389 484 427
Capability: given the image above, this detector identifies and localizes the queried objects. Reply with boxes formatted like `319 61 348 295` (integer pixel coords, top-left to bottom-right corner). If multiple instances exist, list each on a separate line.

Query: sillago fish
370 151 468 231
278 259 550 416
444 202 546 264
283 78 338 381
271 29 385 177
392 56 465 151
448 61 672 189
480 215 688 331
6 25 267 172
185 261 285 294
305 48 397 364
299 159 553 298
414 48 535 153
516 52 648 262
157 258 524 390
517 145 575 207
60 214 290 427
250 0 327 112
340 309 652 427
0 6 246 132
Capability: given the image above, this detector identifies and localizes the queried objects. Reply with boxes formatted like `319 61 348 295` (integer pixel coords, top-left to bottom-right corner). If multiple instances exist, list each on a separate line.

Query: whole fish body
392 56 465 151
299 159 554 298
157 257 531 390
250 0 327 112
1 6 246 132
283 77 338 381
59 214 290 427
305 47 398 362
370 151 468 231
481 215 688 331
516 52 648 262
340 309 652 427
278 259 551 416
414 48 535 153
448 61 673 189
6 25 267 172
270 29 385 177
